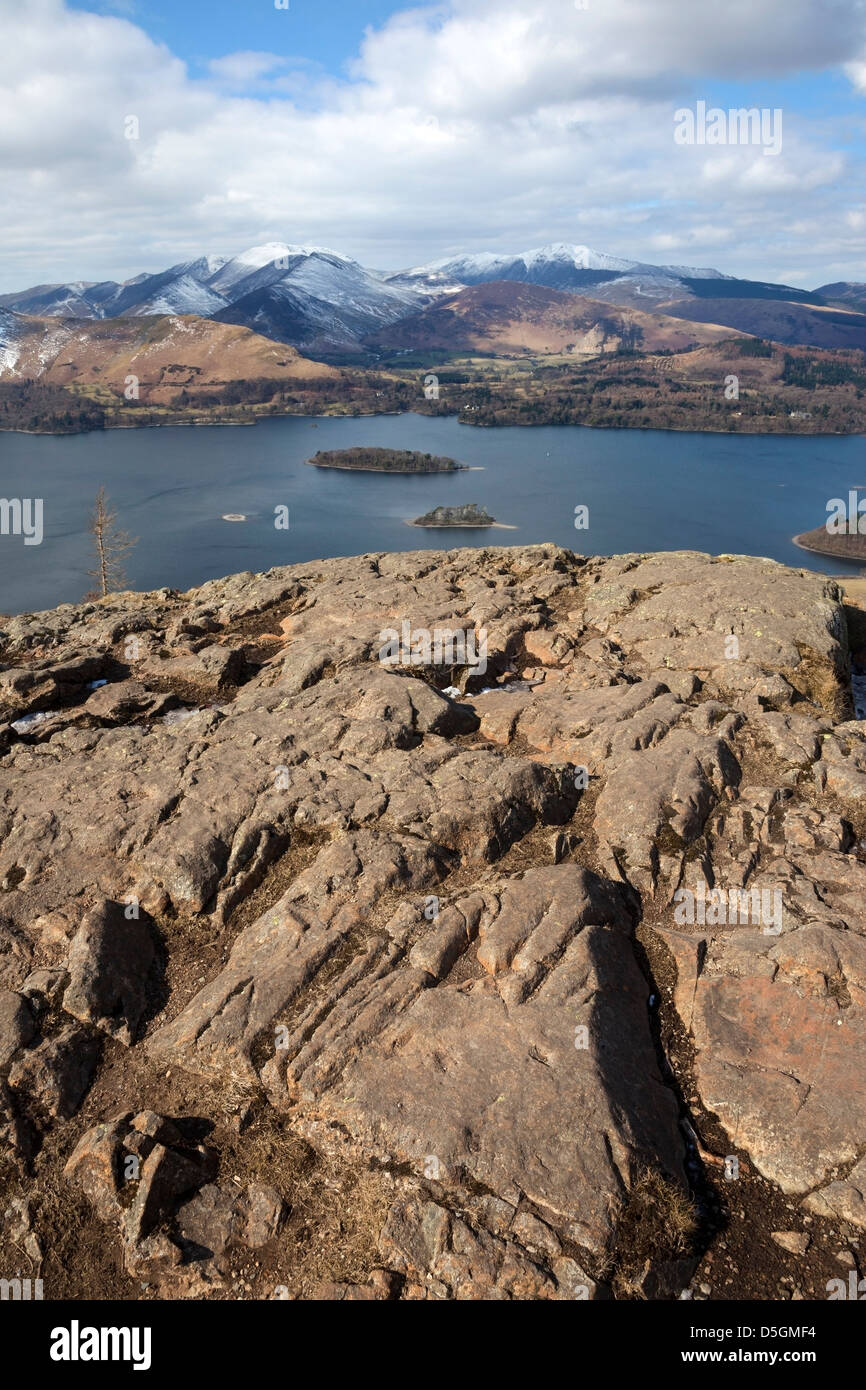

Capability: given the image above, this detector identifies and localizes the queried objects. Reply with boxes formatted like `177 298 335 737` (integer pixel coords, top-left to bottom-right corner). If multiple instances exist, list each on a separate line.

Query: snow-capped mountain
212 248 425 349
205 243 346 296
390 243 731 298
399 243 637 285
0 244 429 350
202 243 422 348
0 241 835 353
0 260 230 321
132 275 228 318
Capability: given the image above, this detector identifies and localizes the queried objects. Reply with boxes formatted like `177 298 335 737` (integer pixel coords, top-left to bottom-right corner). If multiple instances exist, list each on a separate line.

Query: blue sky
70 0 408 83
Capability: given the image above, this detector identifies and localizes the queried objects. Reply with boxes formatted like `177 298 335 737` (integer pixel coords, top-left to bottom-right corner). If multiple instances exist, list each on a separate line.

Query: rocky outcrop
412 504 495 527
0 545 863 1299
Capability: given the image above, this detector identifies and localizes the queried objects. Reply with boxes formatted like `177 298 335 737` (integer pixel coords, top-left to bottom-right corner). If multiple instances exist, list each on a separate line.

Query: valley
3 329 865 439
2 249 866 438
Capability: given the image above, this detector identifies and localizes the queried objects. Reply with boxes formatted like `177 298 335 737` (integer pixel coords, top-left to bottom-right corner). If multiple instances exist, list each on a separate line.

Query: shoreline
2 403 865 440
792 532 866 565
404 519 517 530
307 462 468 475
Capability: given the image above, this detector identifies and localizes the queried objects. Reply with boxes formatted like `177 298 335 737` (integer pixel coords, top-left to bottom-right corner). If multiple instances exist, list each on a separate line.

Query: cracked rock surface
0 544 864 1299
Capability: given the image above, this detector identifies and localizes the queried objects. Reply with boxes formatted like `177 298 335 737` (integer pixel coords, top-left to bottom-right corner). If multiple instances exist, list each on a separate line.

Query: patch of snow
0 310 22 377
162 705 225 726
0 344 19 377
163 707 203 726
11 710 57 734
477 679 537 694
37 325 72 371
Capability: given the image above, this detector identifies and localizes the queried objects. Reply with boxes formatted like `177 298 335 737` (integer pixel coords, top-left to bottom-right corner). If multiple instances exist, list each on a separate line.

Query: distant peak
232 242 349 268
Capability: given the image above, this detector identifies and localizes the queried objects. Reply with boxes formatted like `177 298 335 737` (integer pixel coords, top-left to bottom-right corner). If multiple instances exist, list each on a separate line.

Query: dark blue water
0 413 862 615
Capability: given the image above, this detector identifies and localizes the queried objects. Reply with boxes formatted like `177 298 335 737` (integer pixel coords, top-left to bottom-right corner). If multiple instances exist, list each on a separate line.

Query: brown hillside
2 313 337 403
366 280 738 355
662 296 866 351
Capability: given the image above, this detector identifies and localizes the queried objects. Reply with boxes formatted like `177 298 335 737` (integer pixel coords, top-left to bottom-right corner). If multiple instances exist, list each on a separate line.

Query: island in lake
306 447 466 473
412 503 496 528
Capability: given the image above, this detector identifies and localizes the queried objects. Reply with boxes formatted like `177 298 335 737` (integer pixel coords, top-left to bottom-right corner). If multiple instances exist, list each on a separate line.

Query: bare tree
86 486 137 598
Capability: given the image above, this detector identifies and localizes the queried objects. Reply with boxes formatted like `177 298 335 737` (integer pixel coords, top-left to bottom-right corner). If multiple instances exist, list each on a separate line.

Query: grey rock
0 991 35 1071
7 1024 100 1119
63 898 155 1046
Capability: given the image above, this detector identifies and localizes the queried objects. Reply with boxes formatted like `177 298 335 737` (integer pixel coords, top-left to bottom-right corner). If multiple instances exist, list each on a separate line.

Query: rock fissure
2 545 865 1299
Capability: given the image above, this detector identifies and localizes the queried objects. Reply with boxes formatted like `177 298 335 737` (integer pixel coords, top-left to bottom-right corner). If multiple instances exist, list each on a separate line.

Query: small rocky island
412 502 495 527
307 448 466 473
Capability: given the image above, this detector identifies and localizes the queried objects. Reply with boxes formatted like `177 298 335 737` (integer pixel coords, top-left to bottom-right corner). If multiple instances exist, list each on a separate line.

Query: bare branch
86 485 138 598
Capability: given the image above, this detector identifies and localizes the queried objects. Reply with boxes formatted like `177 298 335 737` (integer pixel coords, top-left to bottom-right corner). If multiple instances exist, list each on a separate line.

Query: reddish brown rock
1 543 862 1299
659 922 866 1193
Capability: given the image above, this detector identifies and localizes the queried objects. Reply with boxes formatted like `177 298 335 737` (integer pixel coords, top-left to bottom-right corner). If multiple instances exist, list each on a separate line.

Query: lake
0 413 862 615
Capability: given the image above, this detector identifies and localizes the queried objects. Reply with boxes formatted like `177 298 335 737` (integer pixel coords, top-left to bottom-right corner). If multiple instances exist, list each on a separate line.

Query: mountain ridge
2 242 864 354
363 280 739 355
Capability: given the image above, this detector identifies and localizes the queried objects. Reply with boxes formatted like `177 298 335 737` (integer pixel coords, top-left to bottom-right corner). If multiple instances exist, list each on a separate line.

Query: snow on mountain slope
506 243 637 273
208 244 417 310
197 255 229 277
397 243 635 284
210 246 426 348
0 242 796 355
0 259 231 321
206 243 351 296
279 252 419 319
0 284 108 318
215 269 421 350
0 308 22 375
394 243 729 295
0 312 340 402
0 243 424 351
130 274 228 318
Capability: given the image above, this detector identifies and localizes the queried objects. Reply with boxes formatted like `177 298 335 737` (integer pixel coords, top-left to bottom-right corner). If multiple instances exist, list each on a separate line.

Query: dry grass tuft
607 1168 698 1299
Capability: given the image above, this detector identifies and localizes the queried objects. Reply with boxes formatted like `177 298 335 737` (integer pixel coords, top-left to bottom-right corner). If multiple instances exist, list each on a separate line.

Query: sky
2 0 866 291
67 0 405 82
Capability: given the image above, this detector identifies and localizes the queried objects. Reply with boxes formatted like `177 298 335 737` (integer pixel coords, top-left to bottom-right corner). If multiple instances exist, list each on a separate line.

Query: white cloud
0 0 865 290
207 52 289 87
845 59 866 90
